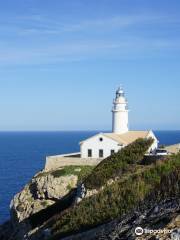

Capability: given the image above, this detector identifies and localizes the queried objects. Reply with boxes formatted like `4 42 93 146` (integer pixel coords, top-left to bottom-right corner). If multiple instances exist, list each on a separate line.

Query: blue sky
0 0 180 131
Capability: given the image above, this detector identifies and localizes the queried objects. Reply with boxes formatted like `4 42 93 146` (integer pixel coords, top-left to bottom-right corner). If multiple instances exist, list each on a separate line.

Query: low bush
49 153 180 239
85 138 154 189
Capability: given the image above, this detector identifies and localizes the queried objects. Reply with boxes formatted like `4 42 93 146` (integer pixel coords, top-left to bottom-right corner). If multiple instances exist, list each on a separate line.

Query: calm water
0 130 180 224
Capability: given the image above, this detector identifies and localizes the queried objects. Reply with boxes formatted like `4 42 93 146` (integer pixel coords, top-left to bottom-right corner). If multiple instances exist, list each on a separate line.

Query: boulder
10 170 78 224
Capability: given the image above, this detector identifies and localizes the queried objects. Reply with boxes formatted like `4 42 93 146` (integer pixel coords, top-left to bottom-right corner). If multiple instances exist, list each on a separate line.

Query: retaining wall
45 152 101 171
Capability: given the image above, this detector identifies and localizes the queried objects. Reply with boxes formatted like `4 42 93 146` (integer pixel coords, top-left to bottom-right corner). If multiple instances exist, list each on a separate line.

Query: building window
99 137 103 142
88 149 92 157
111 150 115 155
99 149 103 158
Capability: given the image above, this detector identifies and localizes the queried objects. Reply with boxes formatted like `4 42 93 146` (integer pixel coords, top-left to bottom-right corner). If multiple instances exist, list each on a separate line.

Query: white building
80 87 158 159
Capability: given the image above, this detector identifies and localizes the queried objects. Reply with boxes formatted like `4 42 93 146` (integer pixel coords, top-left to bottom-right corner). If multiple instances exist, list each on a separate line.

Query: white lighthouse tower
112 87 129 134
49 86 158 162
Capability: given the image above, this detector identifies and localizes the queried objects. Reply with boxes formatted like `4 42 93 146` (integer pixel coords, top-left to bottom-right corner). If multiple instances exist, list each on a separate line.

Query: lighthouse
47 86 158 163
112 87 129 134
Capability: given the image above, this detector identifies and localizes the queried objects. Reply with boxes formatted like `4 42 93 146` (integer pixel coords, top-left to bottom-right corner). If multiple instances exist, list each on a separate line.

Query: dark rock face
0 219 31 240
1 198 179 240
62 198 180 240
0 221 13 240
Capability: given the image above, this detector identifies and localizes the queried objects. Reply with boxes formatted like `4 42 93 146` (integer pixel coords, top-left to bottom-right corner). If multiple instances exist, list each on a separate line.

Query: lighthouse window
99 137 103 142
88 149 92 157
99 149 104 158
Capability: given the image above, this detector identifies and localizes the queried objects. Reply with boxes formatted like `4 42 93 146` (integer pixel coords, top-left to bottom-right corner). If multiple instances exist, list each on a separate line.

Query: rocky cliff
0 140 179 240
10 170 78 224
1 197 179 240
0 165 93 240
62 197 180 240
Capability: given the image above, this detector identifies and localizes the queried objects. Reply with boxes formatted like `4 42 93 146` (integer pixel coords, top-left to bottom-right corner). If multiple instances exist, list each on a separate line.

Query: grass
33 166 94 184
48 153 180 239
51 165 94 183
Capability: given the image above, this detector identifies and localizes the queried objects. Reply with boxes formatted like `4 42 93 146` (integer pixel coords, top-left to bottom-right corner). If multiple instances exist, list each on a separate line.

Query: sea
0 130 180 224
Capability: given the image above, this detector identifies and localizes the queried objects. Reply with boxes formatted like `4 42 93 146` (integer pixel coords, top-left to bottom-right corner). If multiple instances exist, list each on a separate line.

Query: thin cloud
11 13 180 36
0 12 179 65
61 14 173 32
0 38 179 66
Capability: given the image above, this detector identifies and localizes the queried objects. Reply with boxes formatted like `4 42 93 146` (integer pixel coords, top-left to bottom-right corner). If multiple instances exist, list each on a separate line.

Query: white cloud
60 15 167 32
0 37 179 66
8 13 180 36
0 12 179 65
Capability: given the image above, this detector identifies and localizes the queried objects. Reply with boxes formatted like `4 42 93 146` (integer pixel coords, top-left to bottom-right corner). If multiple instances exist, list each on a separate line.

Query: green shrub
48 153 180 239
85 138 154 189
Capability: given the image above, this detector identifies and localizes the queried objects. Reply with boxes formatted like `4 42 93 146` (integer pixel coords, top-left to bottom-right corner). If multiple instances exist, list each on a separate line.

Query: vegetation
85 138 154 189
51 165 94 183
34 165 94 183
29 188 76 228
48 153 180 239
28 166 94 228
27 139 179 239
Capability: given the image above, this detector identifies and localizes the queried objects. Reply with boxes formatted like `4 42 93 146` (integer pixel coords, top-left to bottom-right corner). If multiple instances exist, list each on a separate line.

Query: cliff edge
0 139 180 240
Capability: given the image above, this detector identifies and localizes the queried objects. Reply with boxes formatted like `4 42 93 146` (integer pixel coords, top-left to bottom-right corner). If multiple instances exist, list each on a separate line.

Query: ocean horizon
0 130 180 224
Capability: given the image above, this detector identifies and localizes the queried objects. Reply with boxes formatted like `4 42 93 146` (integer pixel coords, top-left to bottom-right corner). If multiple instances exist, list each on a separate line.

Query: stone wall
45 152 101 171
165 143 180 154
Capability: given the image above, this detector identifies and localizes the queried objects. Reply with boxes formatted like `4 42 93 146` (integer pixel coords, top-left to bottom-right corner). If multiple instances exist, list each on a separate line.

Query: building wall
165 143 180 154
80 131 158 159
147 130 158 152
112 110 128 134
45 132 159 171
80 133 122 159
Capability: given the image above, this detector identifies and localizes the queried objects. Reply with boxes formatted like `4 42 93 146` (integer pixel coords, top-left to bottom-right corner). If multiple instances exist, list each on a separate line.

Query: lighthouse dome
114 87 127 104
116 87 124 97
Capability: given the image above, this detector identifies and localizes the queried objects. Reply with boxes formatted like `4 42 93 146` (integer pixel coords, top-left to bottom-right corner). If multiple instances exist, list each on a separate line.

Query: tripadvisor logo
135 227 143 236
135 226 174 238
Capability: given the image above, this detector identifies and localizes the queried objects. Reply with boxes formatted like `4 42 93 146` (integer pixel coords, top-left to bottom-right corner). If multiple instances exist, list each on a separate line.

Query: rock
171 229 180 240
34 173 77 200
62 198 180 240
43 228 51 239
74 168 81 172
74 183 87 203
10 169 78 224
0 221 13 240
153 206 159 214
